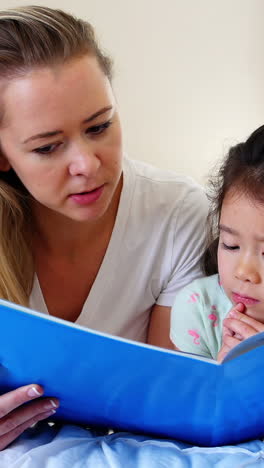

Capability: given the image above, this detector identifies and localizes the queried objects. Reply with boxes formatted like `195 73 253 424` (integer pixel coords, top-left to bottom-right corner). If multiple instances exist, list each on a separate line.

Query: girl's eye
222 242 239 251
87 120 112 135
33 143 59 155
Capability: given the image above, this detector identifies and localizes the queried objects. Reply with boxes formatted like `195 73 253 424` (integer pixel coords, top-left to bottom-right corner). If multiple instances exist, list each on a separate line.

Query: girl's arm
170 284 212 358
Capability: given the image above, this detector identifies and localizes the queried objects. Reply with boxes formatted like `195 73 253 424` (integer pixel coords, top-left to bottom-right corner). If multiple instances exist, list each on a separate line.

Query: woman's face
0 55 123 224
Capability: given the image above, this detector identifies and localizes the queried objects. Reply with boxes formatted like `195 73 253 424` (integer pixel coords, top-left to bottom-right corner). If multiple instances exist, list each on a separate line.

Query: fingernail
27 386 42 398
44 409 56 417
229 310 237 318
44 399 58 410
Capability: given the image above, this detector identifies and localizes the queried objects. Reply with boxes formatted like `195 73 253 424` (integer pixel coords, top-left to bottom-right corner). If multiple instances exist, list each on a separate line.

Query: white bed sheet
1 423 264 467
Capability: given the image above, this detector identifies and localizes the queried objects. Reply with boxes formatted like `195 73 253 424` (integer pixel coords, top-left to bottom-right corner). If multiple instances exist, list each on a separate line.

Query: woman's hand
0 384 59 450
218 302 264 362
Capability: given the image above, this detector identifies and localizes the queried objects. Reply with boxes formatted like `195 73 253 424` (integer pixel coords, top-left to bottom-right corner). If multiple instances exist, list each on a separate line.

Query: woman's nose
68 145 100 177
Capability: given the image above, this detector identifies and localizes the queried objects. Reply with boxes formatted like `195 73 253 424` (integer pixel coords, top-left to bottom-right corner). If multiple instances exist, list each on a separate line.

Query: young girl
170 125 264 362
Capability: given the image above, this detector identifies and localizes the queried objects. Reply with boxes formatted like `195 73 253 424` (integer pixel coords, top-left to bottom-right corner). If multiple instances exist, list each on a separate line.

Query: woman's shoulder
125 157 202 187
124 157 207 210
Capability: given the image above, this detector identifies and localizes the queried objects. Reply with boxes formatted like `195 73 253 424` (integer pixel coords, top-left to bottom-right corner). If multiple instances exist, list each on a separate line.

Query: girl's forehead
221 190 264 222
223 188 259 208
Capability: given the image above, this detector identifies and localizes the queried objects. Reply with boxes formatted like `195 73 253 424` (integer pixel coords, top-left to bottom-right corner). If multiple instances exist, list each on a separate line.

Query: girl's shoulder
177 274 229 309
179 274 220 292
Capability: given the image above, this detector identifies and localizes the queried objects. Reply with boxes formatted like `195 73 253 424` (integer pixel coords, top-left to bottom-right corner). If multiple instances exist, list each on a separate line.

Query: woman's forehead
0 56 114 130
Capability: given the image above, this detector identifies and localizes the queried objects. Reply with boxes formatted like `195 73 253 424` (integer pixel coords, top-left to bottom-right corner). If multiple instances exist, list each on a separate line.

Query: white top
30 158 208 342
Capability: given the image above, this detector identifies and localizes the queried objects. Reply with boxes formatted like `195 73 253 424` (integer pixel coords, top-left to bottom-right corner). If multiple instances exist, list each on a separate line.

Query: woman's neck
31 178 122 260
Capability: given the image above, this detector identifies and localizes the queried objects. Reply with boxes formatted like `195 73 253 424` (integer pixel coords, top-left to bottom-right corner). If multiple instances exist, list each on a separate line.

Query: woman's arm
147 304 174 349
147 185 208 352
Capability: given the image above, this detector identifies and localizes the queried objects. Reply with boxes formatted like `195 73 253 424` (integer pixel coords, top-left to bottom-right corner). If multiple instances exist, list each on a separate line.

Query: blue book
0 298 263 446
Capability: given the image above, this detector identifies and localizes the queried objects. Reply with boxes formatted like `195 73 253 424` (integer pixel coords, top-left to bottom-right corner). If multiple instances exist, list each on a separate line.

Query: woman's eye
33 143 59 155
222 243 239 251
87 120 112 135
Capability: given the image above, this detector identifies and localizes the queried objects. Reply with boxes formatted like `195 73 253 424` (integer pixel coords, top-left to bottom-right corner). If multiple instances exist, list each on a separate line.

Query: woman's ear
0 150 11 172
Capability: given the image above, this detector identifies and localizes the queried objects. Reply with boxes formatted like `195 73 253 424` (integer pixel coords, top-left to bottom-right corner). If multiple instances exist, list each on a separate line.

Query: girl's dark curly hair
203 125 264 275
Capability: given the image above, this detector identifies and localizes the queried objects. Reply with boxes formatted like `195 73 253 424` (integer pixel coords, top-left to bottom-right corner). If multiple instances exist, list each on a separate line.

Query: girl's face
218 190 264 323
0 55 123 224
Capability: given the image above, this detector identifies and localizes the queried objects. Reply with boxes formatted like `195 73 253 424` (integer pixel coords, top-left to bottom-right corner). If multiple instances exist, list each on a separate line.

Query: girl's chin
242 308 264 323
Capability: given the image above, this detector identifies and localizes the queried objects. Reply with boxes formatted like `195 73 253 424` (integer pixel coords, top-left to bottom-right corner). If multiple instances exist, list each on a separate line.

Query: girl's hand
224 306 264 338
217 302 245 362
0 384 59 450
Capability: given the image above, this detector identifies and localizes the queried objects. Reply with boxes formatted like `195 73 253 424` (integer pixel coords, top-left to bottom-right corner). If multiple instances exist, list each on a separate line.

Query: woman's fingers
0 395 59 437
0 384 59 450
0 408 56 451
0 385 44 418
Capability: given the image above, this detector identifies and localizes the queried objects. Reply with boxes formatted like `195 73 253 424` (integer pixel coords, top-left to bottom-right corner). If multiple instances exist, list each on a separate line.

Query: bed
1 423 264 467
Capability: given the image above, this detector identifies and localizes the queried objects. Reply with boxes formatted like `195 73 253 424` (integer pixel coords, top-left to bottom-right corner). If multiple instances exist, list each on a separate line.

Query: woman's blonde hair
0 5 113 306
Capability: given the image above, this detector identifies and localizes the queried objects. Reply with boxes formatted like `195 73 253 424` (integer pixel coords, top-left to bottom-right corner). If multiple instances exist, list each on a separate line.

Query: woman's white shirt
30 158 208 342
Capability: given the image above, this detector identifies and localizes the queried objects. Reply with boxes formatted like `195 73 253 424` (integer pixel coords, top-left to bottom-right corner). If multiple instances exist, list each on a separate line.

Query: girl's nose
235 260 261 284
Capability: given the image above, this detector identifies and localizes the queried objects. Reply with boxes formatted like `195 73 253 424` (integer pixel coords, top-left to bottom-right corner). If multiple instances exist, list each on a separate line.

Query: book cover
0 299 263 446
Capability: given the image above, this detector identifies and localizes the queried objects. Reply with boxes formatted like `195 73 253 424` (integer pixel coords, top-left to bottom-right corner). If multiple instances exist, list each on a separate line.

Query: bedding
1 423 264 467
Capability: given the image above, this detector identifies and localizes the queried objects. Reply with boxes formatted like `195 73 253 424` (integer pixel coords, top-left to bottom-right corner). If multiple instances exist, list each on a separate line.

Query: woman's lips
69 185 104 205
232 292 260 306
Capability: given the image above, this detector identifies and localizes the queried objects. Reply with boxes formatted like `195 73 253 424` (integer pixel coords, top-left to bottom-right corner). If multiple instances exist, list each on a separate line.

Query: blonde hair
0 5 113 305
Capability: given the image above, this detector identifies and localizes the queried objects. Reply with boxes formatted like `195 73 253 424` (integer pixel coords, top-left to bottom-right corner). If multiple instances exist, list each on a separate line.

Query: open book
0 299 263 446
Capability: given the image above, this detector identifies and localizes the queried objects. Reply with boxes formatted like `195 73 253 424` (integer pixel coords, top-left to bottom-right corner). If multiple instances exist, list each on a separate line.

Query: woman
0 5 207 450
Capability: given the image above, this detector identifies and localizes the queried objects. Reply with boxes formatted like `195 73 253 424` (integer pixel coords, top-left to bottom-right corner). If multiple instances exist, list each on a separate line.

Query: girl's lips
232 292 260 306
69 185 104 205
